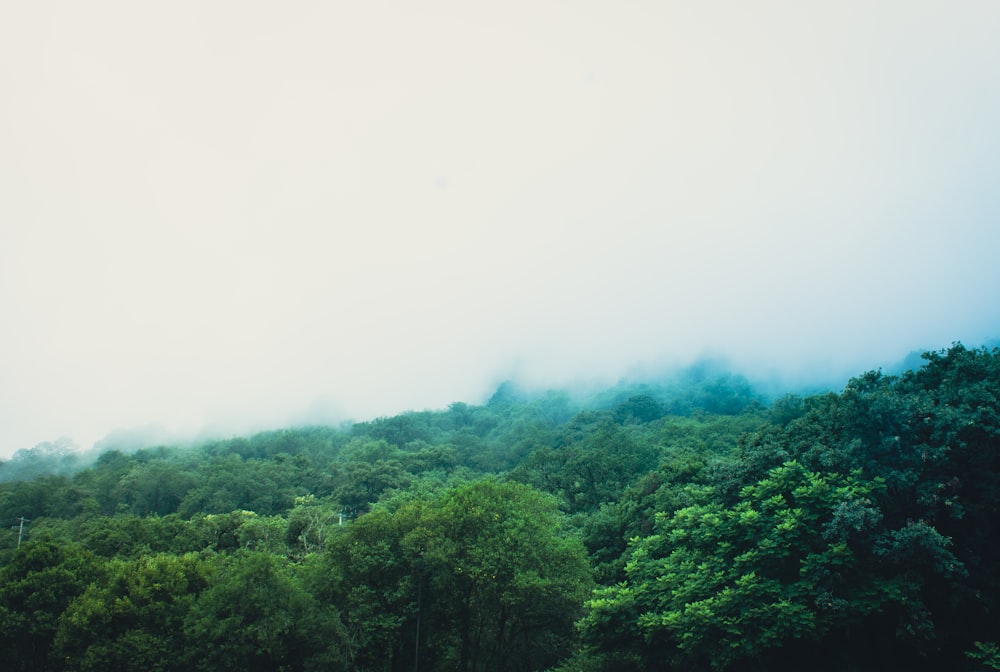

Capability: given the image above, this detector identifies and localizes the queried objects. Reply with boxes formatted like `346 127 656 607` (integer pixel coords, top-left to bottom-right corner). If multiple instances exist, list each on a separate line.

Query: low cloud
1 1 998 458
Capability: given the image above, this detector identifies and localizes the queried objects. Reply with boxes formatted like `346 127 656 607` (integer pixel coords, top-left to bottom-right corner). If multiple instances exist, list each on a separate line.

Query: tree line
1 345 998 671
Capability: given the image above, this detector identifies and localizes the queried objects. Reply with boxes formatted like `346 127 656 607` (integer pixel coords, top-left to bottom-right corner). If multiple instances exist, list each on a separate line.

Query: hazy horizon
3 1 999 459
2 342 982 462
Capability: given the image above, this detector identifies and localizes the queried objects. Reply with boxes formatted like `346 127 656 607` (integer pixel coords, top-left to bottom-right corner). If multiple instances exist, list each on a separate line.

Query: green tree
118 460 196 516
512 420 658 513
323 479 592 672
613 395 665 424
730 344 1000 660
332 459 413 515
0 540 104 672
53 553 207 672
183 551 347 672
285 495 340 555
581 462 897 671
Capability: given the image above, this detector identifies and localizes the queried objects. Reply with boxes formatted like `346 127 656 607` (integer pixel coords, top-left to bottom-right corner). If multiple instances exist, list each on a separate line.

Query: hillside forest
1 344 999 671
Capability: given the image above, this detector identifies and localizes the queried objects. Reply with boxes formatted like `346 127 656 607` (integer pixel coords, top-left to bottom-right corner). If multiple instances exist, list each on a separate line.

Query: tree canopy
2 345 999 671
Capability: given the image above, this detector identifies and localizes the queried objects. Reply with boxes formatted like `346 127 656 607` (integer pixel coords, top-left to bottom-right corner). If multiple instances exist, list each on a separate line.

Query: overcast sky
2 1 999 457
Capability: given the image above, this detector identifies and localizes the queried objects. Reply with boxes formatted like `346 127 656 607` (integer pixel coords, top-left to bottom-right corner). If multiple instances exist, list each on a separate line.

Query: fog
2 1 999 459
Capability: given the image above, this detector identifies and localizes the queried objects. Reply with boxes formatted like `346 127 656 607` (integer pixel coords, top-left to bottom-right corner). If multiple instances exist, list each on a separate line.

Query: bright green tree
580 462 900 671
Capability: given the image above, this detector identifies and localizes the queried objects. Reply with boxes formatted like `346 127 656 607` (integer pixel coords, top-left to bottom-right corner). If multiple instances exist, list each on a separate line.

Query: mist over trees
1 344 999 671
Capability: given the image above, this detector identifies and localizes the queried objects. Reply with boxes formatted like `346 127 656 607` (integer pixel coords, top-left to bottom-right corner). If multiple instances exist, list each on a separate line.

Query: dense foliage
1 345 998 671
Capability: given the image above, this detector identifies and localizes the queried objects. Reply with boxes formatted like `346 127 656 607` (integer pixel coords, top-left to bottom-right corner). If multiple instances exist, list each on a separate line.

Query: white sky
2 1 999 456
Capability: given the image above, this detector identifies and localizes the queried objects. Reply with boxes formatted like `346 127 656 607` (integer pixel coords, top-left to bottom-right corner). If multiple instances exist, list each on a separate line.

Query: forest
1 343 998 672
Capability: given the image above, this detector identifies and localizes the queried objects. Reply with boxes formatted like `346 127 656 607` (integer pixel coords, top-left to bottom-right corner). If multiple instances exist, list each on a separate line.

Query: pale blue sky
2 1 999 456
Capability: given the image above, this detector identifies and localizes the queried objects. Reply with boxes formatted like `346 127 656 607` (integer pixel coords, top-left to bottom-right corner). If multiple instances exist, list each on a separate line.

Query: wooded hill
1 344 998 671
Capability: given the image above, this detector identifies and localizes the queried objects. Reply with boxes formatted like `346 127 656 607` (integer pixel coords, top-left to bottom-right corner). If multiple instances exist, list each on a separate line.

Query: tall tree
322 479 592 672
